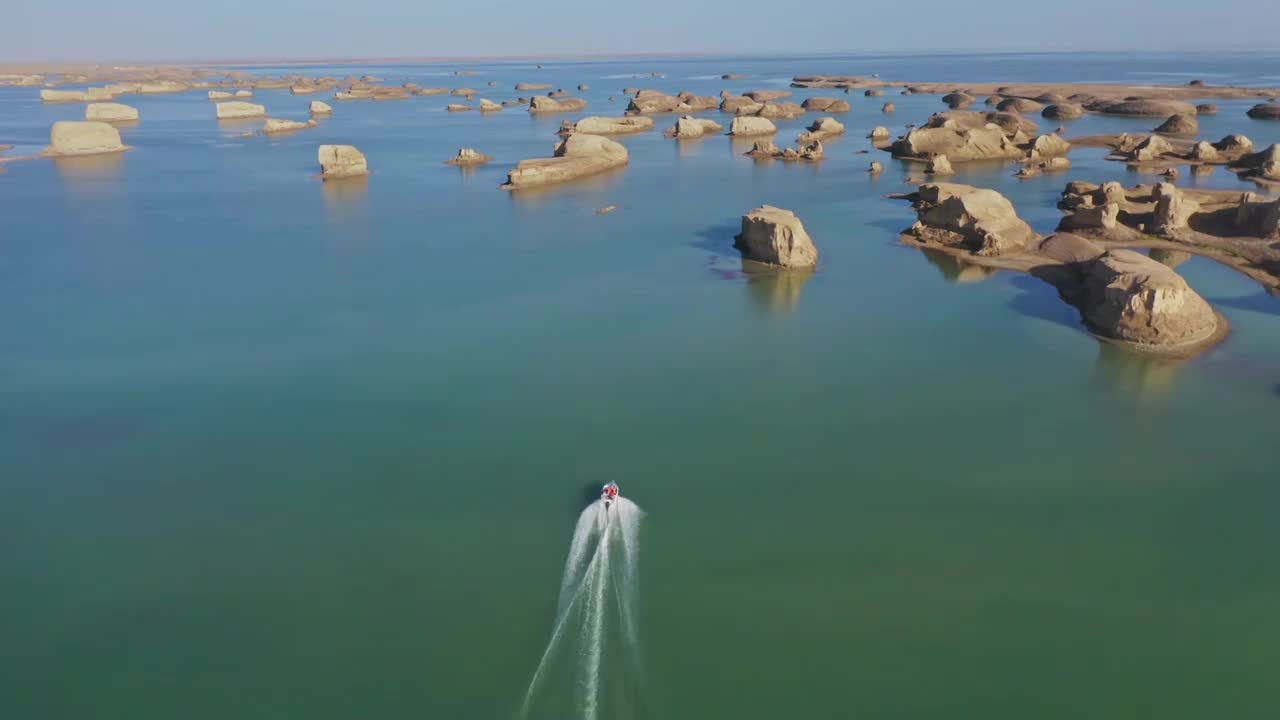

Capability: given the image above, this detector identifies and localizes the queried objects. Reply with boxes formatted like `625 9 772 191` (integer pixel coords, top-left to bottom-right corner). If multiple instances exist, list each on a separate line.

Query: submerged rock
734 206 818 268
43 120 128 156
318 144 369 179
502 133 628 189
85 102 138 122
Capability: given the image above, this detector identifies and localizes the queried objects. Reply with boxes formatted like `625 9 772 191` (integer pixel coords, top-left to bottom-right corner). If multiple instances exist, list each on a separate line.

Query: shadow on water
1005 273 1085 332
691 222 740 259
919 247 1001 284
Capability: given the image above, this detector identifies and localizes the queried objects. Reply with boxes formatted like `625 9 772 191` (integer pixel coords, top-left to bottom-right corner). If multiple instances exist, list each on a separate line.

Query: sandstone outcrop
571 116 655 134
1087 98 1198 116
801 97 851 112
215 101 266 119
1196 103 1219 115
41 88 113 102
746 139 824 162
310 101 334 115
1246 104 1280 120
997 97 1043 113
752 101 804 120
926 154 954 175
734 206 818 268
1028 133 1071 158
665 116 723 138
43 121 128 156
882 102 895 113
904 183 1038 255
515 83 552 91
797 116 845 143
943 92 975 109
447 103 472 112
414 88 449 96
870 126 892 141
889 112 1029 163
729 117 777 137
1154 113 1199 135
1042 103 1084 120
529 96 587 113
85 102 138 122
479 99 502 112
263 118 317 134
720 96 758 113
208 90 233 100
1076 249 1219 349
318 144 368 179
744 90 791 102
444 148 493 166
502 133 628 189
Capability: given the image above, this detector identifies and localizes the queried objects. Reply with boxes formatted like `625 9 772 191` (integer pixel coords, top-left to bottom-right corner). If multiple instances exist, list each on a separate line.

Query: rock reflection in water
742 260 815 315
321 173 369 225
1093 342 1184 403
505 169 624 206
920 248 1000 283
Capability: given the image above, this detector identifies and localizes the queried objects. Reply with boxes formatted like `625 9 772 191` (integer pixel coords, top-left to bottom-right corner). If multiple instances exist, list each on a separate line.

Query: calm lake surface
2 51 1279 719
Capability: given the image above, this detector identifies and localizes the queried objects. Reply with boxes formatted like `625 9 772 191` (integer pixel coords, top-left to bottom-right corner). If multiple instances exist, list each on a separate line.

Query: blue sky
6 0 1275 61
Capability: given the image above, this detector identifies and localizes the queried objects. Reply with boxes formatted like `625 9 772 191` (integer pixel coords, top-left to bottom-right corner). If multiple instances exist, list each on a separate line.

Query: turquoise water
2 52 1280 719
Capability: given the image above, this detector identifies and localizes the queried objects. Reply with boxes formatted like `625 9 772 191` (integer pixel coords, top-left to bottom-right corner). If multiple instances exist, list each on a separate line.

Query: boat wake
521 498 644 720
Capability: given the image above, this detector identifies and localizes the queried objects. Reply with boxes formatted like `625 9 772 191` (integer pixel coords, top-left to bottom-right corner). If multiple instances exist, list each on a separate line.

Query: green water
2 53 1280 719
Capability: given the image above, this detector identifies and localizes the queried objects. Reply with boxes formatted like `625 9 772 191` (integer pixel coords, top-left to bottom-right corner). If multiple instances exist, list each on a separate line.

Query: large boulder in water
1077 249 1219 349
1246 103 1280 120
729 116 777 136
529 96 587 113
1043 103 1084 120
317 144 369 179
216 101 266 119
571 116 655 134
906 183 1039 255
665 116 723 138
43 120 127 156
891 124 1023 162
502 133 628 189
734 205 818 268
85 102 138 122
1154 113 1199 135
1087 98 1198 117
801 97 850 112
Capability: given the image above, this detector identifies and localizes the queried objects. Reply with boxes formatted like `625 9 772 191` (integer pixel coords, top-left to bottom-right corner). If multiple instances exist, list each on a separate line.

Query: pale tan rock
528 96 587 113
665 116 723 138
1154 113 1198 135
216 101 266 119
41 88 113 102
444 148 493 166
870 126 892 140
318 144 369 179
801 97 851 112
447 103 472 112
414 87 449 96
234 90 253 98
85 102 138 122
138 81 187 94
728 116 777 136
479 99 502 113
734 206 818 268
208 90 233 100
309 101 334 115
744 90 791 102
264 118 318 134
515 83 552 91
907 183 1038 255
720 96 758 113
1128 134 1174 162
868 161 884 174
502 133 628 189
452 88 477 96
926 154 954 175
1151 183 1201 234
571 116 655 134
882 102 896 113
1030 133 1071 157
43 121 127 156
1078 249 1218 348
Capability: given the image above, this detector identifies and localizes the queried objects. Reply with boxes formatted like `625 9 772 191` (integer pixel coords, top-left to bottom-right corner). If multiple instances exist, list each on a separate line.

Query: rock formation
734 206 818 268
42 121 129 156
728 117 777 137
1042 103 1084 120
1029 133 1071 158
665 116 723 138
926 154 954 175
903 183 1038 255
997 97 1043 113
444 148 493 166
85 102 138 122
502 133 628 189
208 90 233 100
889 111 1031 163
1076 250 1219 349
41 88 114 102
801 97 851 112
446 104 472 112
529 96 587 113
870 126 892 141
943 92 975 109
1246 104 1280 120
570 116 655 134
263 118 317 134
478 99 502 113
868 161 884 174
1087 98 1198 116
1154 113 1199 135
216 101 266 119
746 140 824 162
310 101 333 115
797 117 844 143
882 102 896 113
1196 103 1219 115
744 90 791 102
515 83 552 91
318 144 369 179
720 96 758 113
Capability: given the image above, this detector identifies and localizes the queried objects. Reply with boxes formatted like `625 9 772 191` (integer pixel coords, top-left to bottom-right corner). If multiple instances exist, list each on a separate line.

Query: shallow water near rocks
2 51 1280 720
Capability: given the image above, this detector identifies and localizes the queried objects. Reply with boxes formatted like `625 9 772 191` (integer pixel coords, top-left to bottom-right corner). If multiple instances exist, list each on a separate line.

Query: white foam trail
521 497 644 720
